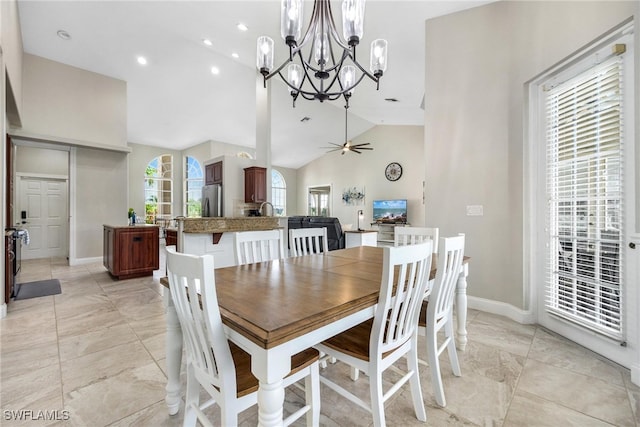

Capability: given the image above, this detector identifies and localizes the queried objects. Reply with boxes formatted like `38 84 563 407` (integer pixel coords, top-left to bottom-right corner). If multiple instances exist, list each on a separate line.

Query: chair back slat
234 229 285 265
165 247 236 393
428 235 465 323
289 227 329 257
394 226 439 254
373 241 433 355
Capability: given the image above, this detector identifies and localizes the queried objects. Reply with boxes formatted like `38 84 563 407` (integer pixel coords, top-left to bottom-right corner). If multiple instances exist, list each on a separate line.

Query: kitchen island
103 224 159 279
173 216 284 268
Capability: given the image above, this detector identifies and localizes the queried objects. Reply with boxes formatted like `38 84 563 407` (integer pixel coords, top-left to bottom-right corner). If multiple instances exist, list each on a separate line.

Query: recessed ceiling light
57 30 71 40
137 56 148 65
202 38 213 46
231 52 239 59
211 66 220 75
237 23 248 32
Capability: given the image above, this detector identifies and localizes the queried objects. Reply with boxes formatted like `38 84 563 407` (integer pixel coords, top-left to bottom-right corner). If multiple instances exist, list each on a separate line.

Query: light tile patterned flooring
2 247 640 426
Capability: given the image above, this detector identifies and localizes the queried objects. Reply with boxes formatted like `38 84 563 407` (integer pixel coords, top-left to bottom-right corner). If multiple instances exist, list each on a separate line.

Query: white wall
15 145 68 176
75 147 127 259
1 0 23 124
20 54 127 148
297 125 425 228
424 1 638 309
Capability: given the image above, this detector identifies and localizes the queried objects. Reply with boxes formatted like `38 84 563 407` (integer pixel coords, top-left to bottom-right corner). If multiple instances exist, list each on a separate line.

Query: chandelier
256 0 388 106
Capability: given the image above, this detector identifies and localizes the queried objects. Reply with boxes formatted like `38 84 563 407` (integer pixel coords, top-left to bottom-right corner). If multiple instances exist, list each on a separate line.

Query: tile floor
2 248 639 426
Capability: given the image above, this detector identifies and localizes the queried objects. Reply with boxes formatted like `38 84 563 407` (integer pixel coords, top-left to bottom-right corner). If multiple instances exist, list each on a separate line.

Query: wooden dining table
161 245 470 427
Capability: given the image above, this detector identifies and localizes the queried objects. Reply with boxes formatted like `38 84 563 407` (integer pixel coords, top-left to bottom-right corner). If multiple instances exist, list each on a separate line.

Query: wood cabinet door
244 167 266 203
205 161 223 185
118 228 159 274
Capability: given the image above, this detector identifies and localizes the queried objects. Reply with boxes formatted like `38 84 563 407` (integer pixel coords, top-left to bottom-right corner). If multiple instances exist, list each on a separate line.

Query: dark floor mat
14 279 61 300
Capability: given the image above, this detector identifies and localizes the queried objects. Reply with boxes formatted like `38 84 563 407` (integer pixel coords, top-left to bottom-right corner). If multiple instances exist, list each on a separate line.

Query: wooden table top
161 246 469 350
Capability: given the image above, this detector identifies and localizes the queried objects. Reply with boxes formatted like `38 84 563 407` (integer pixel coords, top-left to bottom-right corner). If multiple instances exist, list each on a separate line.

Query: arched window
185 156 203 217
145 155 173 223
271 169 286 216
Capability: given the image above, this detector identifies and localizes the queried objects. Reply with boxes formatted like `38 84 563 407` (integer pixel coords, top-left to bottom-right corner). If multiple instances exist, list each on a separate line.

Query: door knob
630 242 636 249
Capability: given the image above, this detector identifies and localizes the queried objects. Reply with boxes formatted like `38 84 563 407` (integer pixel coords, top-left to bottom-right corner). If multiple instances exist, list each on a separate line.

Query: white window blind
545 56 624 340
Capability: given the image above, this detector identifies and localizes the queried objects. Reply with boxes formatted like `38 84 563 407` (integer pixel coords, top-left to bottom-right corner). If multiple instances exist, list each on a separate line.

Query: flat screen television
372 199 407 224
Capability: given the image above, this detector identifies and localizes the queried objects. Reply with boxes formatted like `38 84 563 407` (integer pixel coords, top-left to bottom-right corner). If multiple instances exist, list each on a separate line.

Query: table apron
223 305 376 383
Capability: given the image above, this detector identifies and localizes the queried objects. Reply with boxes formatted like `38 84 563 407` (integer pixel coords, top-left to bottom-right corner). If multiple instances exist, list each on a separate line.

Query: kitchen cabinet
205 161 223 185
244 166 267 203
103 225 159 279
165 229 177 247
345 230 378 248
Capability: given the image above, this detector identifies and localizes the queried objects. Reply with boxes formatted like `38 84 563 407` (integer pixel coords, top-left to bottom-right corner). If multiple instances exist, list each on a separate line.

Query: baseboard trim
467 296 536 324
0 303 6 318
69 256 102 266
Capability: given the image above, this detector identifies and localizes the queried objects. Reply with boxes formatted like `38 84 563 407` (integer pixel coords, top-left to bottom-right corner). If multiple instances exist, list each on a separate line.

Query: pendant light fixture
257 0 388 107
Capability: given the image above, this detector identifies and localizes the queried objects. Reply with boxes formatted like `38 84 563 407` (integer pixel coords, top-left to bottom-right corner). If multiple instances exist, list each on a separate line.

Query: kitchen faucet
259 201 274 217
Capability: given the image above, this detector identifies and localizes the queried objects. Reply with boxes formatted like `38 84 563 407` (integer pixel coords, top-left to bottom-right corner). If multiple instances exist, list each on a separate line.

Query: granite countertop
175 217 280 233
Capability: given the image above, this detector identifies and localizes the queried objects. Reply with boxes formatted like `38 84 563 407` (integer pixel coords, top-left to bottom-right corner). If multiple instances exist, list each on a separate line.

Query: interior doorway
17 176 69 260
12 143 70 262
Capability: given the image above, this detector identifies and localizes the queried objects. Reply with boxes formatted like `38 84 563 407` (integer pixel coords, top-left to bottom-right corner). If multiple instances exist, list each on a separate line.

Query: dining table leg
247 348 291 427
164 290 183 415
455 263 469 351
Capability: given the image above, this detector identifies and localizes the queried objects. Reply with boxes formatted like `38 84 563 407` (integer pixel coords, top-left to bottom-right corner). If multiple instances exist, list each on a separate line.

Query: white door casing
18 176 69 260
528 23 635 368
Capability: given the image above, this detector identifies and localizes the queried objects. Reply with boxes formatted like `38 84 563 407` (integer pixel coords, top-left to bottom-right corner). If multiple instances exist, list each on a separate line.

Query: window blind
545 56 624 340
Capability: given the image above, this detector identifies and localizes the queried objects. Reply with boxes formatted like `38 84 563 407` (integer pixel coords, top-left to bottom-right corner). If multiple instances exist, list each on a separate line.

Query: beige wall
15 145 68 176
297 125 425 228
1 0 23 124
20 54 127 148
424 1 638 308
75 147 127 258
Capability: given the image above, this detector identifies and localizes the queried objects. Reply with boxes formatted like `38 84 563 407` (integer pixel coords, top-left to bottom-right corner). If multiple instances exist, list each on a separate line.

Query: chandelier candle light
257 0 388 106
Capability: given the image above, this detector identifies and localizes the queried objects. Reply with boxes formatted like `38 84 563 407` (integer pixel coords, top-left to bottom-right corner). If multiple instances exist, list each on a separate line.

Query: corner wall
296 125 425 229
424 1 638 309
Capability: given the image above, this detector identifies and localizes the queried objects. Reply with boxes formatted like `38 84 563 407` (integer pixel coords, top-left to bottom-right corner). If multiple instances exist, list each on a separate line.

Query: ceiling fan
322 106 373 155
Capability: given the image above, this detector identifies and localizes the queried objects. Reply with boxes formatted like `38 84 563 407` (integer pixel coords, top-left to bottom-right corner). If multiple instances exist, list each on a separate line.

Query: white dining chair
315 242 433 427
417 234 465 407
289 227 328 257
165 246 320 427
234 229 285 265
394 226 439 254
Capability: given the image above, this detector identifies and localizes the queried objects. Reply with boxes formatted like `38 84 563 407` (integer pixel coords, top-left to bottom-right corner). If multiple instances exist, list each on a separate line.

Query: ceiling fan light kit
256 0 388 107
322 105 373 155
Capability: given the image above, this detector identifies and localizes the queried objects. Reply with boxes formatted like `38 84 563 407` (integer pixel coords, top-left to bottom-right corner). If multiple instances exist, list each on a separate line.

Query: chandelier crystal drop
256 0 388 107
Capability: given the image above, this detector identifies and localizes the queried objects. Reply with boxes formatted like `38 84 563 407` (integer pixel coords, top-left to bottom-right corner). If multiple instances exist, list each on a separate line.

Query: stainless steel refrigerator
201 184 223 217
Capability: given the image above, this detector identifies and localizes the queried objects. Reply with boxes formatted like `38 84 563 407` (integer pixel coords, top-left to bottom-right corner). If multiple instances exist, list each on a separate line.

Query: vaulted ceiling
18 1 492 168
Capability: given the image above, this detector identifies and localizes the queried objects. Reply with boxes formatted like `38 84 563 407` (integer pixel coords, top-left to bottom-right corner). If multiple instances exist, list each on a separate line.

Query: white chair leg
350 367 360 381
407 345 427 422
305 364 321 427
445 318 461 377
183 365 199 427
369 371 386 427
428 330 446 407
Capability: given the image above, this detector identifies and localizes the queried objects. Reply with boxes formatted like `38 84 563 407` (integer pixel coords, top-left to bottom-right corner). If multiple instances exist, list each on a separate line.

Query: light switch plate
466 205 483 216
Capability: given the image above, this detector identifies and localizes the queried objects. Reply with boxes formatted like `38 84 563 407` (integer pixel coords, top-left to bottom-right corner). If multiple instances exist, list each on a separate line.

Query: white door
18 177 69 260
531 27 635 367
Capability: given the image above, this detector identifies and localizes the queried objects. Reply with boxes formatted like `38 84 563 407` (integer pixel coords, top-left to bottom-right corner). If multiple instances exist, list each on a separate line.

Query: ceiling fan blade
352 142 371 147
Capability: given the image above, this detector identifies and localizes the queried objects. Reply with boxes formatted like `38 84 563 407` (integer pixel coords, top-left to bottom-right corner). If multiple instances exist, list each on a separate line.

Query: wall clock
385 162 403 181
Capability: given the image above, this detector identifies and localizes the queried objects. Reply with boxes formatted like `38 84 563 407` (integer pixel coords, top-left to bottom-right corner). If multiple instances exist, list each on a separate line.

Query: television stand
371 222 409 246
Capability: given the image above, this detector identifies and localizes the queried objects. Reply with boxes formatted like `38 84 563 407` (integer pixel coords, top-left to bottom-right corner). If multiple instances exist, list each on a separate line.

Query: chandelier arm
325 0 351 51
